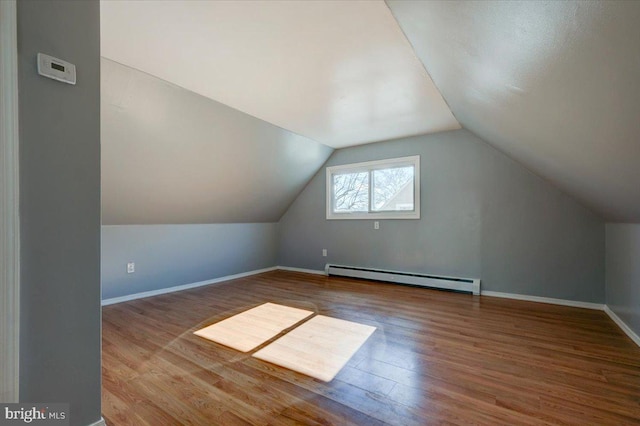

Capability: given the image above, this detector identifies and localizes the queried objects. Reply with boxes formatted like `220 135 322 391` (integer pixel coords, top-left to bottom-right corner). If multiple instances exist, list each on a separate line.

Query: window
326 155 420 220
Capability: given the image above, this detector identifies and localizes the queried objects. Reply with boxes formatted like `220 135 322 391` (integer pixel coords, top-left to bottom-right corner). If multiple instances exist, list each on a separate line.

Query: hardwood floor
102 270 640 425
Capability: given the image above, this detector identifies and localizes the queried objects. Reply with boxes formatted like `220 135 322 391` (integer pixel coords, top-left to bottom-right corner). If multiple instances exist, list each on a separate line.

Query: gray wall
18 1 102 425
606 224 640 337
278 129 605 302
102 224 277 300
101 58 333 225
100 58 331 301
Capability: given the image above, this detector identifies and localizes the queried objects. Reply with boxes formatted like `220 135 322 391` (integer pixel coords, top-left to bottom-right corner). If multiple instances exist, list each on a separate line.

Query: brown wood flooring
102 270 640 425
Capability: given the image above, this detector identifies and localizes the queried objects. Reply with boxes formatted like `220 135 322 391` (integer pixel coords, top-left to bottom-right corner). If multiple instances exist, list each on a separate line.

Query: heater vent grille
326 264 480 295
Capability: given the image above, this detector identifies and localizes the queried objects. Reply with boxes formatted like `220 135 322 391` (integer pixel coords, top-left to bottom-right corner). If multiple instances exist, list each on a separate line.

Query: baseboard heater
325 264 480 295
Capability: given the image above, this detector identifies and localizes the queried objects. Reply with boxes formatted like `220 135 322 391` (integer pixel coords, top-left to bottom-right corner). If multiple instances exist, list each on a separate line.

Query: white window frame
326 155 420 220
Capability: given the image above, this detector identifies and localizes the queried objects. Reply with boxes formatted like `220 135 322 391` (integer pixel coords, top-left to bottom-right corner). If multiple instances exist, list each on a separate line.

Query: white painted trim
481 291 604 310
87 417 106 426
102 267 278 306
277 266 327 276
326 155 420 220
0 0 20 404
99 262 640 350
278 267 639 349
604 305 640 347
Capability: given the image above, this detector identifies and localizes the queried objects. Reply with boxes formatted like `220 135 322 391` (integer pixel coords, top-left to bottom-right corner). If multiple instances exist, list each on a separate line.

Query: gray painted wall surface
278 129 605 302
101 58 333 225
18 1 101 425
606 224 640 337
102 224 277 300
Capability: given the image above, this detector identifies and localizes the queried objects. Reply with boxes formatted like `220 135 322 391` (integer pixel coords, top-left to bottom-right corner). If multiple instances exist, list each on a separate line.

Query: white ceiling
100 0 459 149
387 0 640 222
101 0 640 222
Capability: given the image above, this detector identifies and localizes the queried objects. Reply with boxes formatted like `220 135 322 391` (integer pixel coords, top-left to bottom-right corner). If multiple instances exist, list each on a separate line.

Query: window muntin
326 156 420 220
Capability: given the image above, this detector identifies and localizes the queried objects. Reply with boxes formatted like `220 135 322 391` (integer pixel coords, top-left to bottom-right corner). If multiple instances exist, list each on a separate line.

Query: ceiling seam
382 0 462 128
99 56 330 149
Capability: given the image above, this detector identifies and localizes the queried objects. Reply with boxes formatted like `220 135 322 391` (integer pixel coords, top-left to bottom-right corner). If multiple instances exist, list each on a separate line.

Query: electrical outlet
322 249 327 257
374 221 380 230
127 262 135 274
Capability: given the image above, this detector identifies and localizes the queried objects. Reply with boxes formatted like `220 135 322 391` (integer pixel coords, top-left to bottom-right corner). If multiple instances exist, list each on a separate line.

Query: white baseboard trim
604 305 640 347
87 417 106 426
481 290 604 310
277 266 327 276
101 266 278 306
100 266 640 349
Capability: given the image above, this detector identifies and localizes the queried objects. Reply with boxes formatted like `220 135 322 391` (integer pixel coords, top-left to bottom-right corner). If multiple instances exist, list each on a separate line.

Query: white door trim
0 0 20 403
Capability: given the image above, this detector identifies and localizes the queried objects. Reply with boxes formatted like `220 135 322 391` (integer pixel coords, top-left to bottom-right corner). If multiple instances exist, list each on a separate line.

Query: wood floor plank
253 315 376 382
194 302 314 352
102 270 640 425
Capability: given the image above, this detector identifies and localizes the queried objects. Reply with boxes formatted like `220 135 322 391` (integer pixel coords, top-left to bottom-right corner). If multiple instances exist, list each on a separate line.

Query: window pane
372 166 414 211
333 172 369 212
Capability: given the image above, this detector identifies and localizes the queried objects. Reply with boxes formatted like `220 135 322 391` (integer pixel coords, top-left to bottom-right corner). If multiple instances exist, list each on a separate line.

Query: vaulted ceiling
101 58 332 225
100 0 640 222
100 0 459 148
387 0 640 222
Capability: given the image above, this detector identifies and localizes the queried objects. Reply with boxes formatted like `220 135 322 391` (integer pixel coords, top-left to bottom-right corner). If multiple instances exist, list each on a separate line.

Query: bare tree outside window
326 156 420 219
332 166 414 213
372 166 414 211
333 172 368 212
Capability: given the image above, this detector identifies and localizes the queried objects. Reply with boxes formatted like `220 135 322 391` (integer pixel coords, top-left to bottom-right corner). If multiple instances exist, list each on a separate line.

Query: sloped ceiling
100 0 459 148
101 58 332 224
101 0 640 223
387 0 640 222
